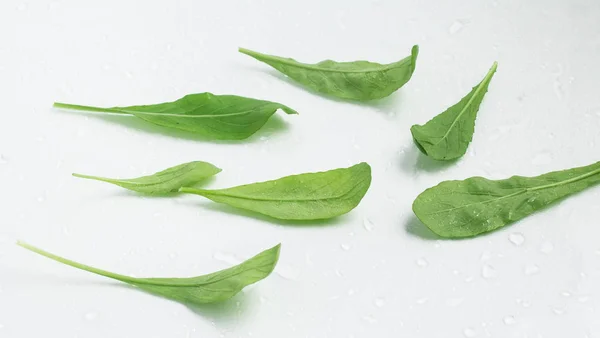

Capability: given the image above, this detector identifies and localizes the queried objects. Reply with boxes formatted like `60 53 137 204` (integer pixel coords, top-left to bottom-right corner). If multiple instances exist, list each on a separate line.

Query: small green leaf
180 162 372 220
72 161 221 195
410 62 498 160
18 241 280 304
413 161 600 238
54 93 298 140
239 46 418 101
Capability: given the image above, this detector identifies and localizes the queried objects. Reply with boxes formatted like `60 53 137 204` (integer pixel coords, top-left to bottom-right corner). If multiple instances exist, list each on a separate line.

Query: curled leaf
18 241 280 304
54 93 298 140
411 62 497 160
73 161 221 195
239 46 418 101
413 161 600 238
180 162 372 220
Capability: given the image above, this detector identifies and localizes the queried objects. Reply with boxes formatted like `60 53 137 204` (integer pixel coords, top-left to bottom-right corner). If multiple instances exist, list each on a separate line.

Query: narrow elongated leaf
239 46 418 101
410 62 498 160
18 241 280 304
180 162 372 220
72 161 221 195
413 161 600 238
54 93 298 140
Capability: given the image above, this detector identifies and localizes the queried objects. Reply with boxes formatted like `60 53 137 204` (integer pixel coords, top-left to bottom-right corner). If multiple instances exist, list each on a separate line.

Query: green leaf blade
410 62 498 160
54 93 297 140
18 241 280 305
73 161 221 195
180 162 372 220
412 161 600 238
239 46 418 101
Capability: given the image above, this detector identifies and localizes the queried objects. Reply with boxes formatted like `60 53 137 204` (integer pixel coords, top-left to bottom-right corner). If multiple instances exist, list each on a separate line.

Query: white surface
1 0 600 337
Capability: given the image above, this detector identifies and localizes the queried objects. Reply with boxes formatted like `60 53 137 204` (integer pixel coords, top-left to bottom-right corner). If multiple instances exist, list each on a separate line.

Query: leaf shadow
249 67 404 114
183 200 348 227
58 109 290 144
398 145 458 174
403 214 442 241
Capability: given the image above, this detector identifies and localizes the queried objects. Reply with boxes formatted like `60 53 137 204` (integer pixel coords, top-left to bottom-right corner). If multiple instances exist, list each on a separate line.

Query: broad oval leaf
54 93 298 140
239 46 418 101
180 162 372 220
413 161 600 238
410 62 498 160
72 161 221 195
18 241 280 304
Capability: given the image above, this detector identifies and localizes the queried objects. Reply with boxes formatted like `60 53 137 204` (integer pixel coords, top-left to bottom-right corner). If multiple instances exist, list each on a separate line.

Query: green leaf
180 162 372 220
18 241 280 304
239 46 418 101
413 161 600 238
72 161 222 195
410 62 498 160
54 93 298 140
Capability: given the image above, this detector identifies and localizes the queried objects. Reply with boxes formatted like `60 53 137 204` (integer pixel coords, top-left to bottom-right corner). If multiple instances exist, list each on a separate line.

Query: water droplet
524 264 540 275
463 327 478 337
578 295 590 303
464 275 475 283
552 307 566 315
0 154 7 164
276 264 300 280
446 298 464 307
84 312 98 320
334 269 344 277
416 297 428 304
340 243 351 251
508 232 525 246
374 298 385 307
168 252 177 259
305 253 314 267
531 152 552 166
481 264 497 279
448 20 466 35
62 226 71 236
480 251 492 261
347 289 357 296
503 316 516 325
362 315 377 324
259 136 268 141
540 241 554 254
561 291 571 297
125 71 133 79
416 258 429 267
37 195 46 203
363 217 374 231
213 251 242 265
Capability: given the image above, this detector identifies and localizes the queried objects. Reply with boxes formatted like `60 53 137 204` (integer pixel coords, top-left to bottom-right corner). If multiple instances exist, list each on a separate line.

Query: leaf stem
17 241 136 284
53 102 130 115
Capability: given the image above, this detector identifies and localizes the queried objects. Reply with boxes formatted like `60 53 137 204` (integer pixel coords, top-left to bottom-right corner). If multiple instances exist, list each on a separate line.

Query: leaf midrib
429 62 497 147
188 176 369 203
424 165 600 216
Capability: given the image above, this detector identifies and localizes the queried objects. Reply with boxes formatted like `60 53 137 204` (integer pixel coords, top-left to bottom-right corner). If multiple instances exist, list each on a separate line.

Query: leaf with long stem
18 241 280 304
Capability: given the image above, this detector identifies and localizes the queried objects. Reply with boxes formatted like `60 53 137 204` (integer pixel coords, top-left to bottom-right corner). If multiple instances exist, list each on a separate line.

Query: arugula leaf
180 162 372 220
72 161 221 195
54 93 298 140
410 62 498 160
413 161 600 238
239 46 418 101
18 241 280 304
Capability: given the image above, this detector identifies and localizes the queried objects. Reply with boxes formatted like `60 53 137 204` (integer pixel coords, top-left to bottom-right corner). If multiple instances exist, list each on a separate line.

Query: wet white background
1 0 600 337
